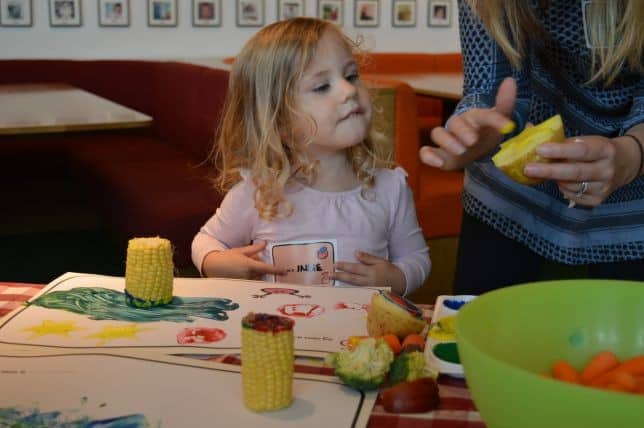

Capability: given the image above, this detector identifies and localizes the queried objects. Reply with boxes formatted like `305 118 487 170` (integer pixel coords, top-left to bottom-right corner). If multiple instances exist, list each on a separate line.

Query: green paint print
30 287 239 323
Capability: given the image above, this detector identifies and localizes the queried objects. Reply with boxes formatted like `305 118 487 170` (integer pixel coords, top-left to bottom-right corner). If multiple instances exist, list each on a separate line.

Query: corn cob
241 312 294 412
124 237 174 308
367 291 426 339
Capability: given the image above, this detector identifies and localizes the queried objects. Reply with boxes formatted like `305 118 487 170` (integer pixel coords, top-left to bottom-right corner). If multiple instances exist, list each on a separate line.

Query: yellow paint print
23 320 84 339
85 324 151 345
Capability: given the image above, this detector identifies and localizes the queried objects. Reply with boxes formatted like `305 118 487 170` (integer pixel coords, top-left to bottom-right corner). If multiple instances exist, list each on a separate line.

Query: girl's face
291 30 372 159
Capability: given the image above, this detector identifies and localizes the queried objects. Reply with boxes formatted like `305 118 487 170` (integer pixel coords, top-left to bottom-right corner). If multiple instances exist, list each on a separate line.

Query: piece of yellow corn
241 313 294 412
124 236 174 308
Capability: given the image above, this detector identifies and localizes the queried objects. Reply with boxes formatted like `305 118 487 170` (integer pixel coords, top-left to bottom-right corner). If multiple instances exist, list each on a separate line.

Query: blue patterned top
454 0 644 264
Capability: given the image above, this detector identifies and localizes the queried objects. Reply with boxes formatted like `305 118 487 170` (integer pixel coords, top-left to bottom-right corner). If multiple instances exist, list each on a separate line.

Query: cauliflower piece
388 350 437 386
326 337 394 391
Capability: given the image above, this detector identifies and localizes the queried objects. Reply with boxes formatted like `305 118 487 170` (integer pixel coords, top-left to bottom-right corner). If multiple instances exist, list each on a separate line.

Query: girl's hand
201 241 285 280
523 135 638 207
420 77 517 171
330 251 406 295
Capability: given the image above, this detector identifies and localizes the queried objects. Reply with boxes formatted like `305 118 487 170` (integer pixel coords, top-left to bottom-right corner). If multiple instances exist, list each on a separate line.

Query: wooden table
381 71 464 127
382 72 464 101
0 83 153 135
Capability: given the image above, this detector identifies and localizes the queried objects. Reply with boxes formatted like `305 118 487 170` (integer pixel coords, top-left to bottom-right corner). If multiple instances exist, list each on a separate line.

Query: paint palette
425 295 476 377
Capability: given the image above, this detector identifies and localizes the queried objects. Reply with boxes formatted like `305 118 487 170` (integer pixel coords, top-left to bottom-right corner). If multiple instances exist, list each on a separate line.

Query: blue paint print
0 407 148 427
30 287 239 323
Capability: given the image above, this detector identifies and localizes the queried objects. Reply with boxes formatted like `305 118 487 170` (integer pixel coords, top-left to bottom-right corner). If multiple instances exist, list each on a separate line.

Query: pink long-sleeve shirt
192 167 431 295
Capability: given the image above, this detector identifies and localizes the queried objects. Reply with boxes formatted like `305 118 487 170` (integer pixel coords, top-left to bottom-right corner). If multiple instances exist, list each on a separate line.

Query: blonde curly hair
214 18 387 220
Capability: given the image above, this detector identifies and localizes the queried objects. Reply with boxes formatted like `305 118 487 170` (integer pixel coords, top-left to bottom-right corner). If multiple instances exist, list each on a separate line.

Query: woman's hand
330 251 406 295
420 77 517 170
523 134 640 207
201 241 285 280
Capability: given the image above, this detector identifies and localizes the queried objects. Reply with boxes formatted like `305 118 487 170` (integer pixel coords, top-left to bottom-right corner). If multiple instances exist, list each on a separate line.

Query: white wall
0 0 460 60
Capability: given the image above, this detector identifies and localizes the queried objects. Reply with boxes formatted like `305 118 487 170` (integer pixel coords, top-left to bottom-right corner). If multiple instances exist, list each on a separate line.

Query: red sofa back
0 60 229 162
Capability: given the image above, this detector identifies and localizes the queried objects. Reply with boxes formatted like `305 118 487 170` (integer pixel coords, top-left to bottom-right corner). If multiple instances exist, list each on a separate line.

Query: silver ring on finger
575 181 589 198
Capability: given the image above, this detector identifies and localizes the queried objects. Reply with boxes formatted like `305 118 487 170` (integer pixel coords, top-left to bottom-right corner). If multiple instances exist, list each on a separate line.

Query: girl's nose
339 78 357 101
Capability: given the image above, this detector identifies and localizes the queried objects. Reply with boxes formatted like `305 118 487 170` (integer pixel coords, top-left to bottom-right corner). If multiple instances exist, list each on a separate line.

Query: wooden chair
363 77 462 303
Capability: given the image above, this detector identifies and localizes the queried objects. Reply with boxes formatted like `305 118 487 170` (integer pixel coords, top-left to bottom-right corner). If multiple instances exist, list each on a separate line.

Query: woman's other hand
523 134 642 207
420 77 517 170
330 251 406 295
201 241 285 280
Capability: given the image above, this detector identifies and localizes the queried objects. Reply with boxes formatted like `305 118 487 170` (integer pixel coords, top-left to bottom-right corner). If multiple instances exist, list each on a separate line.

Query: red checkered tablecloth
0 282 485 427
0 282 45 318
208 354 484 428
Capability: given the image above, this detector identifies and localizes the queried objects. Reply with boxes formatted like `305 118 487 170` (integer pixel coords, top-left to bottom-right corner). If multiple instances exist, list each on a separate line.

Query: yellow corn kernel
124 237 174 307
241 313 294 412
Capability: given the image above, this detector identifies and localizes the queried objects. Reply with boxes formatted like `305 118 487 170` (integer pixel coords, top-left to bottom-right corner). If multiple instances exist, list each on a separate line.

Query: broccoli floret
388 350 432 386
327 337 394 391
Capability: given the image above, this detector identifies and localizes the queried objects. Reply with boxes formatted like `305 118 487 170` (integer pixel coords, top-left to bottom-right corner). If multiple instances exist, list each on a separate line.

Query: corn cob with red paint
241 312 295 411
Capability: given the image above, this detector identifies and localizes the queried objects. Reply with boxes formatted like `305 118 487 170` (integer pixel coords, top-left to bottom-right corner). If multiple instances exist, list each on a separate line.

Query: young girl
192 18 430 296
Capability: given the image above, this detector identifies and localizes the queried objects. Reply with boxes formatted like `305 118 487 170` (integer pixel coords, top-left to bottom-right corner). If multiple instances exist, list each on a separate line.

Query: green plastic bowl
456 279 644 428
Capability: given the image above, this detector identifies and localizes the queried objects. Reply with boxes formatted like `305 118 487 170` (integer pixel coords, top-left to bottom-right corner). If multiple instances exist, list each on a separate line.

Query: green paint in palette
433 342 461 364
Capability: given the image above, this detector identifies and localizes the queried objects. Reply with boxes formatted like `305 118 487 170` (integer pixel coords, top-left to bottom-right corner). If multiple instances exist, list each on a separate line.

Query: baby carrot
580 351 620 384
589 355 644 387
551 359 580 384
401 333 425 352
634 377 644 394
612 371 638 392
381 334 402 355
616 355 644 376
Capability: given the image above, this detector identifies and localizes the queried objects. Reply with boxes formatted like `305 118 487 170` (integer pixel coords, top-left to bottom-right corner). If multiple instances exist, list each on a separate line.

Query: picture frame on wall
147 0 177 27
317 0 343 26
49 0 82 27
278 0 304 21
98 0 129 27
354 0 378 27
236 0 264 27
0 0 32 27
392 0 416 27
192 0 221 27
428 0 450 27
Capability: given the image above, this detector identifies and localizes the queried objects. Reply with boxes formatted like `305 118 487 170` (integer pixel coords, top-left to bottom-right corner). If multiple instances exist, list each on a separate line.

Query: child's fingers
329 270 369 286
354 251 386 265
333 261 368 276
247 258 285 276
239 240 267 256
330 262 371 286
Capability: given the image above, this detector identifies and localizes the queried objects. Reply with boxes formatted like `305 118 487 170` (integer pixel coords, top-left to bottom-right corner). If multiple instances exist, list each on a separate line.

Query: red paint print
277 303 325 318
176 327 227 344
334 301 369 312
